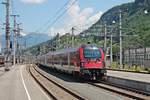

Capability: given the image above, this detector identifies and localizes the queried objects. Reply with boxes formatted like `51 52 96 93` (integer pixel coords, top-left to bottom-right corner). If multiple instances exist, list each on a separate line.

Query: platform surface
107 70 150 83
0 65 51 100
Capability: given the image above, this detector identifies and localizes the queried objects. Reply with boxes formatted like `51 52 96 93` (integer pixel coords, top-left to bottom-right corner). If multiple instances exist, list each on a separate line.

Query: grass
145 68 150 73
109 62 149 73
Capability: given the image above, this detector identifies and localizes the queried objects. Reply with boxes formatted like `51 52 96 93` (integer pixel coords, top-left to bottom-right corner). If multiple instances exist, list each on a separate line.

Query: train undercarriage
79 68 107 80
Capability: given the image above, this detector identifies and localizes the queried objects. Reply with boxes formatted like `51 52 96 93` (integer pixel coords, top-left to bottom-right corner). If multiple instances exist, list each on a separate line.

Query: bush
111 62 119 69
145 68 150 73
135 66 142 72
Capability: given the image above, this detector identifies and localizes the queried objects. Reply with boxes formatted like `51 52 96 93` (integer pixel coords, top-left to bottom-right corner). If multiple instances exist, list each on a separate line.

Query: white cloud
85 11 103 28
20 31 27 36
50 0 103 37
21 0 46 4
48 27 66 37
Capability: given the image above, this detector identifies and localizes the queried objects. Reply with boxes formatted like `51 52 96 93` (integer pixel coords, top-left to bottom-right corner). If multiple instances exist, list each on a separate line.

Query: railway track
29 64 150 100
88 81 150 100
28 64 87 100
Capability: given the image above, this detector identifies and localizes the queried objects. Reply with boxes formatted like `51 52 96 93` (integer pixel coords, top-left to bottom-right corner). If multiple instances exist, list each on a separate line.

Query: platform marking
20 66 32 100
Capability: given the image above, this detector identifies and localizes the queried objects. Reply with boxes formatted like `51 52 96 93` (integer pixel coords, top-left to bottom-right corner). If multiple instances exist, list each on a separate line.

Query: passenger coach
38 45 106 80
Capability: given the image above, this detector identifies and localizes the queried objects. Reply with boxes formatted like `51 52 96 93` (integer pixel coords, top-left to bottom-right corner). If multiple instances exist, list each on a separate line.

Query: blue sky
0 0 134 36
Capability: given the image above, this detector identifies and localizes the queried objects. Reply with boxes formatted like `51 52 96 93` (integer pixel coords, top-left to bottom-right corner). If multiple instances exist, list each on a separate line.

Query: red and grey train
38 45 107 80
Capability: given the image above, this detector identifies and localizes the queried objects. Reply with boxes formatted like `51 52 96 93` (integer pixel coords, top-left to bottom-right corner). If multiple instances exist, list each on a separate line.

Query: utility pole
17 23 22 36
57 33 60 49
110 34 113 67
71 27 75 47
0 21 2 54
2 0 10 71
16 23 22 63
11 15 19 65
66 33 70 67
104 23 107 67
119 10 123 69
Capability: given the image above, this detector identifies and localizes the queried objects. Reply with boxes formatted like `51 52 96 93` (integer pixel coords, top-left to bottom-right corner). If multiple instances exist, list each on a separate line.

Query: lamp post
117 9 148 68
110 20 116 67
143 10 148 63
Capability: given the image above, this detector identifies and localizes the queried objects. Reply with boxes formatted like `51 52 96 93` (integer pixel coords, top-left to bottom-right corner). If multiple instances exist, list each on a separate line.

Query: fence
123 48 150 68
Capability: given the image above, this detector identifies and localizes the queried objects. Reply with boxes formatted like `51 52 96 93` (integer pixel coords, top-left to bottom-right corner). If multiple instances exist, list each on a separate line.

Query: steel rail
29 65 87 100
28 65 57 100
88 81 150 100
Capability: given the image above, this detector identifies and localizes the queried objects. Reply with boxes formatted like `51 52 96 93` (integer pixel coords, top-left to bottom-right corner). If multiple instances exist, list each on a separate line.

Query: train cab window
84 48 101 59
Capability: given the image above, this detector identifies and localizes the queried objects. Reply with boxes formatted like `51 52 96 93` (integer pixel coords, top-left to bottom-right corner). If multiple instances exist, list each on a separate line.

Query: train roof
46 47 79 56
46 45 103 56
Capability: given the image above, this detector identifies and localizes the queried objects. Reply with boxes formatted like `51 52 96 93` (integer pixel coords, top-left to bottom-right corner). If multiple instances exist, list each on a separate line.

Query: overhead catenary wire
36 0 71 33
40 0 78 34
36 0 76 32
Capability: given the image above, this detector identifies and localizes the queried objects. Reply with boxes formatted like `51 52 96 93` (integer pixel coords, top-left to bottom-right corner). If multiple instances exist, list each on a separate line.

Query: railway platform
0 65 50 100
107 70 150 83
0 66 5 76
107 70 150 93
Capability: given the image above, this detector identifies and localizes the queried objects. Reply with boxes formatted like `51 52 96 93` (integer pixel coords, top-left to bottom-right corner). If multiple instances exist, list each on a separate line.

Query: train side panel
38 45 106 80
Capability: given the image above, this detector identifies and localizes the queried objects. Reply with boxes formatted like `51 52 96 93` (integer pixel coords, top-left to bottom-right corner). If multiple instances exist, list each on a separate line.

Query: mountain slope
21 33 51 47
83 0 150 48
0 33 51 51
26 0 150 55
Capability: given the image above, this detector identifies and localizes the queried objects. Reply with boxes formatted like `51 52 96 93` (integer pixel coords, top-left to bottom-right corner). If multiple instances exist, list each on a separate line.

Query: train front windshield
84 48 101 59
